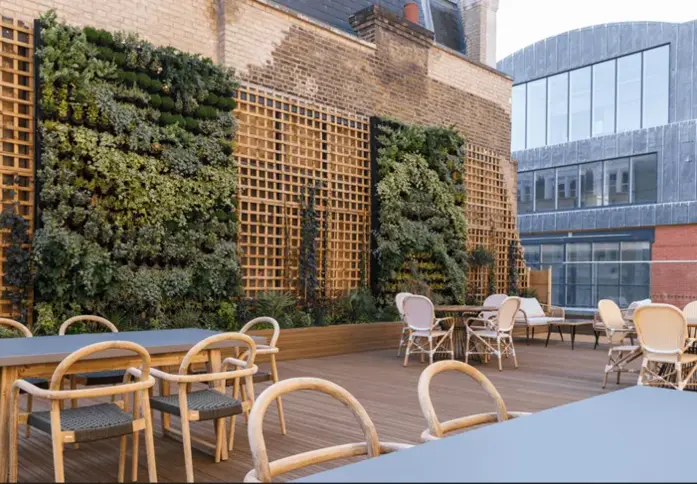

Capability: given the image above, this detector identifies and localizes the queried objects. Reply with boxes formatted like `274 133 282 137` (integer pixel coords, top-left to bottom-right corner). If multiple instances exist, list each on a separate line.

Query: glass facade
523 240 650 308
511 45 670 150
518 154 657 214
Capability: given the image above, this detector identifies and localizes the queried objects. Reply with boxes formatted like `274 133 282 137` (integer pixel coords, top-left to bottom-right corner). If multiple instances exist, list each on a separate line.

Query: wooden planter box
248 321 403 361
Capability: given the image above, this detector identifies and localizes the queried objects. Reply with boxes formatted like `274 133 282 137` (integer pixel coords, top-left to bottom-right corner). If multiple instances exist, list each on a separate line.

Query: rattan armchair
598 299 641 388
418 360 529 441
244 377 412 482
395 292 412 357
402 294 454 366
8 340 157 483
147 332 258 483
465 297 521 371
0 318 47 438
228 317 286 452
635 304 697 390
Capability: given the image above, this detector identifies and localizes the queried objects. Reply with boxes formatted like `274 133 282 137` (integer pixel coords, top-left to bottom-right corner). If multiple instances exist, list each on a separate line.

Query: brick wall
651 225 697 307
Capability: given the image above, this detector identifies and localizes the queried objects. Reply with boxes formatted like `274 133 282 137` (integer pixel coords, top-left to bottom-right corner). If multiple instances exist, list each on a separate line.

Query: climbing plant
33 11 241 330
374 121 468 304
0 202 34 323
298 183 320 308
508 240 521 296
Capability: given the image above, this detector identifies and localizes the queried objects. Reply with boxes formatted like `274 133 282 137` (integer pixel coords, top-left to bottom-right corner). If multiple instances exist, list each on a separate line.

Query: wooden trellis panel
0 16 34 318
234 85 371 298
464 144 526 300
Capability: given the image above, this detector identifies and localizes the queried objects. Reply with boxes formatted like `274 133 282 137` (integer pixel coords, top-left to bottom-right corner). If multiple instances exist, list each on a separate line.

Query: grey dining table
297 386 696 482
0 328 266 483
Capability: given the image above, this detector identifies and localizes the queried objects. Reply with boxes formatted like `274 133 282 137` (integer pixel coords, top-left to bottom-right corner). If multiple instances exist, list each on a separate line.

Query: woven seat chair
244 377 412 482
59 316 124 408
465 297 521 371
477 293 509 321
683 301 697 337
8 340 157 483
402 294 454 366
598 299 641 388
635 304 697 390
418 360 529 441
395 292 412 357
147 332 258 483
0 318 48 439
227 317 286 452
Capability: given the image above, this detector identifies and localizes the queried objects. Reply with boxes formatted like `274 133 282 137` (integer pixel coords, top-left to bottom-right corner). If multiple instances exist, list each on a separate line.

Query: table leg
208 349 228 463
571 326 577 350
0 366 19 483
545 325 553 347
159 365 172 435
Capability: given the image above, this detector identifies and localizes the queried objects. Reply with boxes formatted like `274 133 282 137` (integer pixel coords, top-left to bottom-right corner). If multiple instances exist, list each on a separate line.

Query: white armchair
402 295 454 366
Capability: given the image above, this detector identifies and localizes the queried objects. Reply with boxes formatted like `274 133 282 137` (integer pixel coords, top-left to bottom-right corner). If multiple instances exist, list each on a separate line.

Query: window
632 154 658 203
526 79 547 149
512 84 526 152
517 171 534 214
604 158 630 205
535 169 556 211
580 161 603 208
426 0 465 52
556 165 578 210
643 45 669 128
521 240 651 308
510 45 670 150
547 73 568 145
592 60 616 137
569 67 591 141
615 53 642 133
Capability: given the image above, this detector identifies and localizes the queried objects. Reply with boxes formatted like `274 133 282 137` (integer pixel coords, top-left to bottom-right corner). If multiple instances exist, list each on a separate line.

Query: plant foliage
0 202 34 323
507 240 521 296
33 11 241 330
374 121 468 304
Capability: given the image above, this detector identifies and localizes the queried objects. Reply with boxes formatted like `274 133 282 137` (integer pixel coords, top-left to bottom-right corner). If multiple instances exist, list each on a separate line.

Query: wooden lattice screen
234 84 371 298
465 144 526 299
0 16 34 317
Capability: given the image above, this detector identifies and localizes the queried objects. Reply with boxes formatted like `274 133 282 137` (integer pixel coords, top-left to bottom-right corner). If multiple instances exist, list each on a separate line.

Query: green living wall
374 121 469 305
32 12 241 332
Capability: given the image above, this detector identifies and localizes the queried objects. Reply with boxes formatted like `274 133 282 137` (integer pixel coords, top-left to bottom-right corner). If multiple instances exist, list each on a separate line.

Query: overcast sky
497 0 697 61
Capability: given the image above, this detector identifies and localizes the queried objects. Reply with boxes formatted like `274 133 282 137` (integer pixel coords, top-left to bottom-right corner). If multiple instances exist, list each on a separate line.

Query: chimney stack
403 2 419 24
460 0 499 67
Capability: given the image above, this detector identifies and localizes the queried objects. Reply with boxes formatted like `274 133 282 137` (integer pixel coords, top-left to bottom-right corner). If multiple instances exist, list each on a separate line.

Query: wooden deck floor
16 335 634 482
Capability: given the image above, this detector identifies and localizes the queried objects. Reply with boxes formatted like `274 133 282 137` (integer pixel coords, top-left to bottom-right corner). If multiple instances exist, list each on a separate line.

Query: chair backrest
49 341 152 392
483 294 508 308
395 292 411 321
59 315 118 335
239 317 280 348
624 298 652 320
517 298 545 319
684 301 697 325
496 297 521 332
418 360 509 441
245 377 383 482
598 299 626 331
634 304 687 354
402 295 435 331
179 332 258 383
0 318 32 338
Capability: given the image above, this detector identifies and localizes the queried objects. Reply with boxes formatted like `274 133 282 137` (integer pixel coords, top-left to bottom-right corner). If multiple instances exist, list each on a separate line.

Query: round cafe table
433 305 498 360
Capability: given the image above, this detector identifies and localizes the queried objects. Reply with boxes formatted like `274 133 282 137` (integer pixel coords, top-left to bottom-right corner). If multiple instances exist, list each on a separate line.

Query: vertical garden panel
0 17 34 317
234 85 370 298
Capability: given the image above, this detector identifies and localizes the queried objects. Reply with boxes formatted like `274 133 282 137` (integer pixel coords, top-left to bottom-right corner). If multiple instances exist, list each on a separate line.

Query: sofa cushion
516 298 546 320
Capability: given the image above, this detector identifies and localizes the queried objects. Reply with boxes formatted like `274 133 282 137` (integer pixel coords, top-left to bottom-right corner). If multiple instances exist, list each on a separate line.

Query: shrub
160 96 175 112
149 93 162 108
136 72 152 90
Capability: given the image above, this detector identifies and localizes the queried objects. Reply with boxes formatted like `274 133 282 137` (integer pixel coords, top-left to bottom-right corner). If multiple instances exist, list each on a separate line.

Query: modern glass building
498 21 697 312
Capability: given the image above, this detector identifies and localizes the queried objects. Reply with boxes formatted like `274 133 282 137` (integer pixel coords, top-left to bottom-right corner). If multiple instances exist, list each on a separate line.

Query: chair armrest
434 317 454 330
13 374 155 400
466 317 497 331
515 309 529 323
543 304 565 319
222 357 250 370
679 338 697 354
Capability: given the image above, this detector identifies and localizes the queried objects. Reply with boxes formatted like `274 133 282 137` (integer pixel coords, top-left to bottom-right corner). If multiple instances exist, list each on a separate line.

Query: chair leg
25 395 32 438
449 331 455 360
594 331 600 350
557 326 564 341
403 336 412 367
118 435 127 483
9 390 20 483
602 350 613 388
428 336 433 365
141 392 158 483
510 337 519 369
51 405 66 483
616 351 622 385
526 327 529 345
497 338 502 371
270 354 287 435
180 416 195 483
676 362 683 391
229 377 240 451
638 358 648 386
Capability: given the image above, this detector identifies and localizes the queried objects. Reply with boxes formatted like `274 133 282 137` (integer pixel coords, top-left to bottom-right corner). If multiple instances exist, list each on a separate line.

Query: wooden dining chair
244 377 412 482
148 332 258 483
417 360 529 441
228 317 286 452
0 318 48 438
8 340 157 483
59 316 125 409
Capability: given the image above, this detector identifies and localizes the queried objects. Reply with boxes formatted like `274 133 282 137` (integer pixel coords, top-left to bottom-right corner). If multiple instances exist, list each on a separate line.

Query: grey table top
0 328 266 366
298 386 696 482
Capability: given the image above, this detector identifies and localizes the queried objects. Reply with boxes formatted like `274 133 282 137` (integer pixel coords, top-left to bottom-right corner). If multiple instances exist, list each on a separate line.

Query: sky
497 0 697 61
